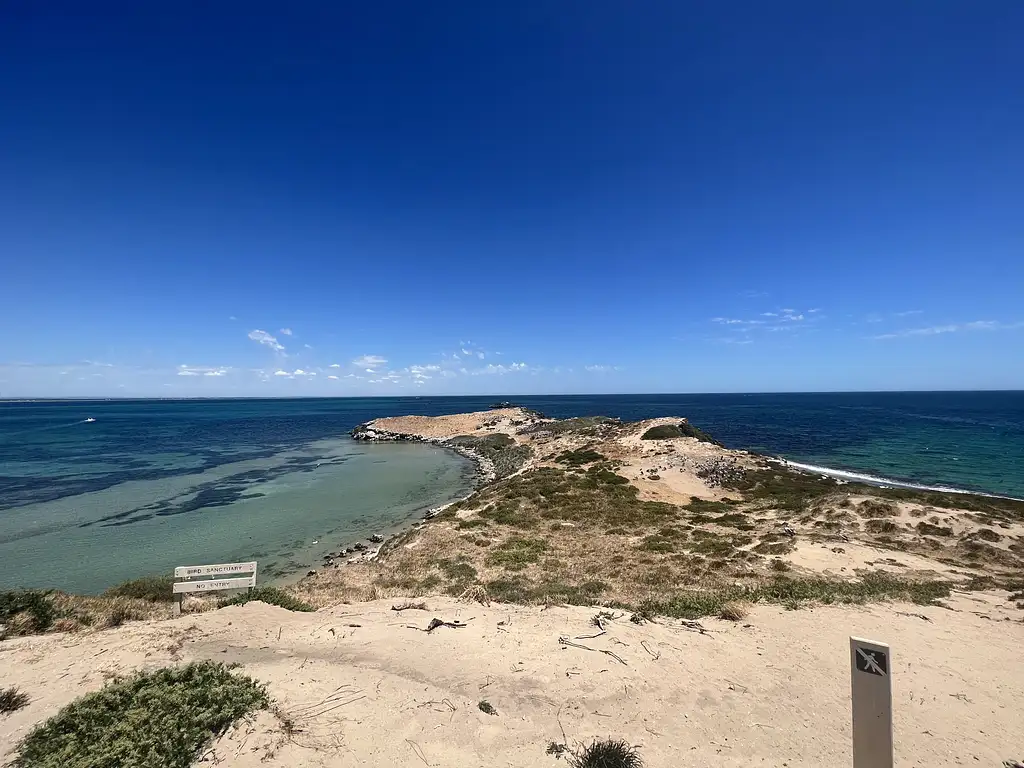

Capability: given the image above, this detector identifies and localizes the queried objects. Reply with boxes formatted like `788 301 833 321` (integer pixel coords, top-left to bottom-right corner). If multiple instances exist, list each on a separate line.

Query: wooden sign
174 561 258 578
171 561 257 615
850 637 893 768
173 576 256 594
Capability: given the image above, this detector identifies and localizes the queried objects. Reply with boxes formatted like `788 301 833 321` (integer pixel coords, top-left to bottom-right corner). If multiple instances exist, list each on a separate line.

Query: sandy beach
2 593 1022 766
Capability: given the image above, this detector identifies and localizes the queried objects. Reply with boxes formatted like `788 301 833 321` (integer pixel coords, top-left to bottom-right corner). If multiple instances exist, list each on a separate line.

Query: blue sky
2 2 1023 397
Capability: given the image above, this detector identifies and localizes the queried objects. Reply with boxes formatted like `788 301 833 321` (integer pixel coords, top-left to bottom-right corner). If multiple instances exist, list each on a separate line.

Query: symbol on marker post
855 647 887 676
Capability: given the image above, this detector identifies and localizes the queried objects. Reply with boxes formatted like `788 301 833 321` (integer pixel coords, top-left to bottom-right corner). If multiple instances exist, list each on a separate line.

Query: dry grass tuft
51 617 84 633
1 686 30 715
568 738 644 768
719 601 750 621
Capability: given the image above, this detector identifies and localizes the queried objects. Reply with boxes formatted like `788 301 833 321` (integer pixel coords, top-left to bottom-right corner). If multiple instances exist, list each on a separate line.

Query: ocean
1 392 1022 593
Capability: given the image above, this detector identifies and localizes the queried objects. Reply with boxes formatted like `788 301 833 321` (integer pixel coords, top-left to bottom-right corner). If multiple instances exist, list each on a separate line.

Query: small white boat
84 417 96 423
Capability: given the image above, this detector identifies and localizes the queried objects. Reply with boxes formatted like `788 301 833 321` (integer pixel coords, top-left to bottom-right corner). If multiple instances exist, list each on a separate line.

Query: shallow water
1 399 477 592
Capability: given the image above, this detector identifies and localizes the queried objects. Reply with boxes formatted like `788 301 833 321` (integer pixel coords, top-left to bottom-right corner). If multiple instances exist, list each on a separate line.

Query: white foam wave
777 459 1021 500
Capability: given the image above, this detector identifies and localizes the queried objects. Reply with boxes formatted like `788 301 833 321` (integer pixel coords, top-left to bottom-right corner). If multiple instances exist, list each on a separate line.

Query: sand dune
3 593 1022 766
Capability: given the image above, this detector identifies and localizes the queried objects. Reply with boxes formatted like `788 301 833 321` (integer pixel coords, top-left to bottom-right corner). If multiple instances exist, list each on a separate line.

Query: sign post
850 637 893 768
172 561 257 616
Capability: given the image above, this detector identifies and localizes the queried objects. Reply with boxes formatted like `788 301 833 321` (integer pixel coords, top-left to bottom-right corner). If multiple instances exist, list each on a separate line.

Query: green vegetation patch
219 586 314 612
858 499 899 517
641 421 721 445
1 590 56 635
435 556 479 583
103 575 175 603
474 467 678 530
684 497 734 516
643 572 951 620
639 535 676 553
864 519 899 534
521 416 622 438
10 661 268 768
478 500 537 528
486 537 548 570
712 512 756 530
721 467 840 512
916 521 954 537
555 448 606 467
875 487 1024 521
485 577 608 604
447 434 533 479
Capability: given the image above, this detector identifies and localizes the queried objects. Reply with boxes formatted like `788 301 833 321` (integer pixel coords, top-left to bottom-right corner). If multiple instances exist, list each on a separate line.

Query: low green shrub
641 422 721 445
486 538 547 571
219 587 314 612
0 590 55 635
103 575 175 603
11 661 267 768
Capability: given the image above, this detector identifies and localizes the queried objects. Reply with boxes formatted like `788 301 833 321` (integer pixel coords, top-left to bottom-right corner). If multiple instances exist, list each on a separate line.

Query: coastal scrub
10 661 268 768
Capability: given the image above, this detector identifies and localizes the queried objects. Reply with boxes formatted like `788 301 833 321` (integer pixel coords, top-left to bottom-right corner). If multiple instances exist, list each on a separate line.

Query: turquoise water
2 392 1022 592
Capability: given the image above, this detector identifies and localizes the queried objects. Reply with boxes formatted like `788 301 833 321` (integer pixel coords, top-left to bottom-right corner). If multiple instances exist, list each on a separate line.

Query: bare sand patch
2 596 1021 767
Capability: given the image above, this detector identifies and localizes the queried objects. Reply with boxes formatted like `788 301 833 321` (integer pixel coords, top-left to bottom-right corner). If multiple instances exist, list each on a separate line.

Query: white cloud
440 370 457 378
808 308 822 314
280 328 293 336
410 364 441 374
273 370 290 377
873 320 1023 340
471 362 529 376
712 317 765 326
178 365 228 377
291 369 316 376
229 316 237 321
894 310 923 317
762 312 777 317
461 348 472 356
781 308 796 314
329 363 341 368
585 364 622 372
477 352 485 359
328 375 339 380
248 329 285 352
352 355 387 370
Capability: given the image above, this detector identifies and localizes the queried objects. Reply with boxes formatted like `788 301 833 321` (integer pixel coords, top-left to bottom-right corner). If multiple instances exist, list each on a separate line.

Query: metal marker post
850 637 893 768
